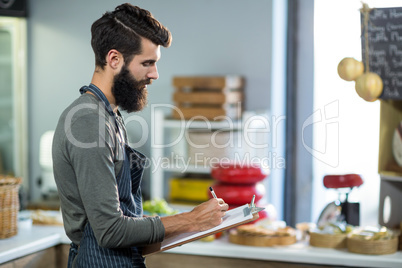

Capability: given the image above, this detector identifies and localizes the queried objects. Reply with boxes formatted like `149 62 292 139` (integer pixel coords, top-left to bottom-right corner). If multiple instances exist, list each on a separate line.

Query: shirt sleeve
66 112 165 248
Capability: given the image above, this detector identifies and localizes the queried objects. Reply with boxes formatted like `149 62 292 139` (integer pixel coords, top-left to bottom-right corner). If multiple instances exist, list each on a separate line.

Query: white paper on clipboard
143 204 257 256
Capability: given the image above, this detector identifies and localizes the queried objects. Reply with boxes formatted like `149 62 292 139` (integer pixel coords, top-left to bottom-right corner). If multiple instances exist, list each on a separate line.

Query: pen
209 186 218 199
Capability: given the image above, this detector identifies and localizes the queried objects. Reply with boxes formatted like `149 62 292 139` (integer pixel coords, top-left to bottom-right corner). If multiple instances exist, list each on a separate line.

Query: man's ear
106 49 123 71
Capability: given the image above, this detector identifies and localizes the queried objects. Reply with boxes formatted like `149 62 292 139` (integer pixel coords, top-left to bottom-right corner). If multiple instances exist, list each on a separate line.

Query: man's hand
189 198 229 231
160 198 229 238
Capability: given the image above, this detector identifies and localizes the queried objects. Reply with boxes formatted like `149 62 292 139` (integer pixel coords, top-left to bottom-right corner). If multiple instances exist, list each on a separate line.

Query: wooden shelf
163 117 243 130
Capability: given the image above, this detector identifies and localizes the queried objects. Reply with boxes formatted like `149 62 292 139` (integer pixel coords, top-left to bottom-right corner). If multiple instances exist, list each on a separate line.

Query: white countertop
168 236 402 268
1 224 402 267
0 225 68 263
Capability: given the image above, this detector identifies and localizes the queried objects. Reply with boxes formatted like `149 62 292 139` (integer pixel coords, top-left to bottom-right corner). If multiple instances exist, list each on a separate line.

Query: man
52 4 228 267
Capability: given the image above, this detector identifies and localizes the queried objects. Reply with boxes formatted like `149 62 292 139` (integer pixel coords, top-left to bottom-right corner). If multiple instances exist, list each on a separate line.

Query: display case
150 109 270 201
0 18 28 186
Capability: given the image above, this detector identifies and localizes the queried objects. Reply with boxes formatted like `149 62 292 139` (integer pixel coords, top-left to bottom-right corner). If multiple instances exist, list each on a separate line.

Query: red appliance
210 163 269 221
318 174 363 226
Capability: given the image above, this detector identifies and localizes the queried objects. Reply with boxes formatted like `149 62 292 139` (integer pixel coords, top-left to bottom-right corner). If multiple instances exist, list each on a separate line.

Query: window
312 0 401 226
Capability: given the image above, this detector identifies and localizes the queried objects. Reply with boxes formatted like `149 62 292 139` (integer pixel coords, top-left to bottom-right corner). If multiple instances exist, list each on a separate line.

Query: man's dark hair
91 3 172 68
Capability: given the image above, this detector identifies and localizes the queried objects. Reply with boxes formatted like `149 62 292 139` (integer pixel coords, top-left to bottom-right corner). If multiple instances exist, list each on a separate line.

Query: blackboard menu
361 7 402 100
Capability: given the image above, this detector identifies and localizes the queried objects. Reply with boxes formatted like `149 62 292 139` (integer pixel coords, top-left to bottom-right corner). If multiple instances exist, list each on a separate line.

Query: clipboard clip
243 195 265 217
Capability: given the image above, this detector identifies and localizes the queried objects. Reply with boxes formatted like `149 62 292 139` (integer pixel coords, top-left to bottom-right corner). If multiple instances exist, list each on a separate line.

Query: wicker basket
229 230 297 247
347 236 399 255
309 232 347 248
0 176 22 239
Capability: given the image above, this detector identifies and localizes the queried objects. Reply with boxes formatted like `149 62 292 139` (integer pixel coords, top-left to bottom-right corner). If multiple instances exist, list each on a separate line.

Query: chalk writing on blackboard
361 7 402 99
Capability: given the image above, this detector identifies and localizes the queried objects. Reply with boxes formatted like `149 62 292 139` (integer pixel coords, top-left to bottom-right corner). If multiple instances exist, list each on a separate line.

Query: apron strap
80 84 114 116
80 84 126 143
67 242 79 268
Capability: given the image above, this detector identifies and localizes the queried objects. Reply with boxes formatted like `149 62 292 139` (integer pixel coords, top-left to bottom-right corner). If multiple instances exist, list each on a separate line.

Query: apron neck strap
80 84 115 117
79 84 125 142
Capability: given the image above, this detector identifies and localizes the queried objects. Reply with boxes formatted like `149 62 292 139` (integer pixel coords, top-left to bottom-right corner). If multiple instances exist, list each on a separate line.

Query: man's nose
147 65 159 80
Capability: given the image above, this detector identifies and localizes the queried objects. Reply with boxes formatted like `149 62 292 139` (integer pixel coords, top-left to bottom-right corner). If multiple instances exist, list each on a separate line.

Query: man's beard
112 65 149 113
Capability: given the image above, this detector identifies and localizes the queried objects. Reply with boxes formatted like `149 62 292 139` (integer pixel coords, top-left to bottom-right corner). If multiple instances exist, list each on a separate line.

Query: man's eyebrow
141 59 157 64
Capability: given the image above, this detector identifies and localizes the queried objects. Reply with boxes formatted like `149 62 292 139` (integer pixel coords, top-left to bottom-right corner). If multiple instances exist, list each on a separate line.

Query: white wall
27 0 274 200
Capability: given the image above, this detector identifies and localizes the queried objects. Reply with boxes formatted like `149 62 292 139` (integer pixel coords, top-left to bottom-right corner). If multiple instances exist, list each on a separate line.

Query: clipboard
142 202 262 256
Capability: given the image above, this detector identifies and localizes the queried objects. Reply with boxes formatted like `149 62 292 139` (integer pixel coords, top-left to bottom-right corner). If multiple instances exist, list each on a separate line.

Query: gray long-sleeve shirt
52 93 165 248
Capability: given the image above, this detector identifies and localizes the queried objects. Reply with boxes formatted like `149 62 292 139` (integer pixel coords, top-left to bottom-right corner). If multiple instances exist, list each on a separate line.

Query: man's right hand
160 198 229 239
189 198 229 231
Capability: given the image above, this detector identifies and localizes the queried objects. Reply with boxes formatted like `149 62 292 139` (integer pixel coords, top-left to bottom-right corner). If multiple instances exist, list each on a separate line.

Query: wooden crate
173 76 243 89
378 100 402 176
172 76 244 120
378 177 402 228
186 129 243 166
377 100 402 229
